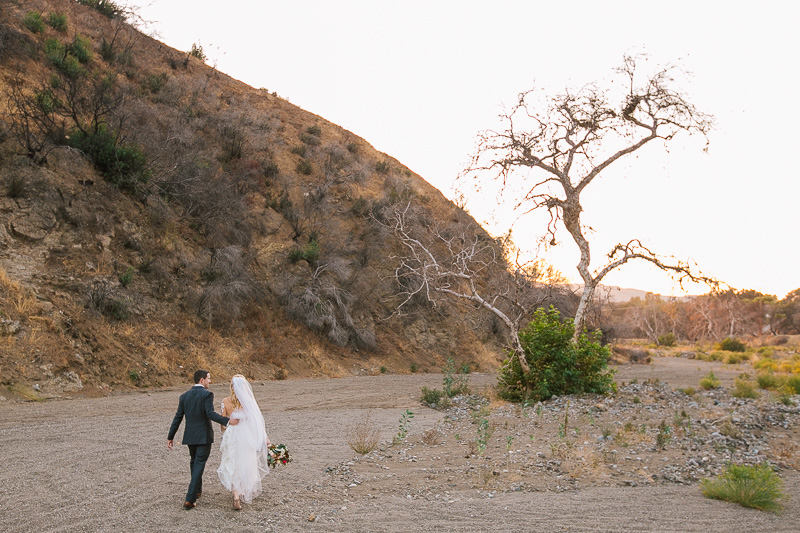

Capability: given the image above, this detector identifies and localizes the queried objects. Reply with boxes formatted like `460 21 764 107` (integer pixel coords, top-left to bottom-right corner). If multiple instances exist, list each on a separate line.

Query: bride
217 375 271 510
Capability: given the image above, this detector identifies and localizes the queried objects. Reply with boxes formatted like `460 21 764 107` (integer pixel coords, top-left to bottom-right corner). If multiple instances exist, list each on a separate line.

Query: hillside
0 0 544 397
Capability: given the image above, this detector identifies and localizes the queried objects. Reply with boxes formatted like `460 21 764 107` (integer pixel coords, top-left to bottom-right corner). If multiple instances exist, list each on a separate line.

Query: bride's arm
220 397 231 433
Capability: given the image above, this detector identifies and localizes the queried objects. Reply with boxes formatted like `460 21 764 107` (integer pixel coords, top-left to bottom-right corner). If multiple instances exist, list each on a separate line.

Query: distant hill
569 285 695 303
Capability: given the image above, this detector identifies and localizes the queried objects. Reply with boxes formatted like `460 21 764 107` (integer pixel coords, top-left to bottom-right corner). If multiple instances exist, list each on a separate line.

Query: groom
168 369 238 509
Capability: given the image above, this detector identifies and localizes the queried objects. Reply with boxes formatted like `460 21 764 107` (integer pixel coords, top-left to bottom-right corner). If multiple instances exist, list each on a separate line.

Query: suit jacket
168 385 230 445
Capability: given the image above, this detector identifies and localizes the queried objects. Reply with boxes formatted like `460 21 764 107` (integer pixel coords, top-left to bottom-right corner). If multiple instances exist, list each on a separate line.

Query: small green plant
786 375 800 394
442 357 471 398
189 42 206 61
379 366 387 374
657 332 676 347
701 463 785 512
118 266 134 287
23 11 45 34
732 378 760 399
288 240 320 264
76 0 127 19
143 73 168 94
128 369 139 383
395 409 414 442
700 371 721 390
558 400 570 439
47 12 69 32
420 386 444 407
375 160 391 174
475 417 491 454
678 386 696 396
290 145 307 157
506 435 514 451
655 420 672 450
717 337 747 352
305 125 322 136
295 159 313 175
409 362 418 373
68 35 93 64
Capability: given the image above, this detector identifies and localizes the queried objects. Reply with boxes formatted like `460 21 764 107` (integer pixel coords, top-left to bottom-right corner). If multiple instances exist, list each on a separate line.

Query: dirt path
1 361 797 532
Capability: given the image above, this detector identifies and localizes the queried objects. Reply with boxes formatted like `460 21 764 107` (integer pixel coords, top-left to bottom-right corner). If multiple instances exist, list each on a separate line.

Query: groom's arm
167 396 185 449
203 391 235 427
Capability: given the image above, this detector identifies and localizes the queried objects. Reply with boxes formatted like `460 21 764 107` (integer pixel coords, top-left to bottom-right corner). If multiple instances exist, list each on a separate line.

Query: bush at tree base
497 306 616 403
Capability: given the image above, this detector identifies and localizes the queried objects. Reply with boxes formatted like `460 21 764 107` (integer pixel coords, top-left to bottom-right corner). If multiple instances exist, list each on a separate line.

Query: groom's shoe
183 501 196 510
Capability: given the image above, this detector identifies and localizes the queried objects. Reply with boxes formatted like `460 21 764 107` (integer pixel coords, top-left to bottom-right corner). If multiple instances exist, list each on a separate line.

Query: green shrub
787 375 800 395
295 159 313 175
756 373 781 390
288 240 320 264
76 0 126 20
143 73 168 94
23 11 45 34
68 35 93 64
67 126 149 191
701 463 785 512
375 160 391 174
47 12 69 32
497 306 616 403
442 357 470 398
732 378 760 399
44 38 85 78
420 386 444 407
717 337 746 352
699 371 720 390
299 133 320 146
305 125 322 136
99 37 116 62
118 266 134 287
657 333 676 347
726 352 750 365
290 145 307 157
189 42 206 61
263 161 279 178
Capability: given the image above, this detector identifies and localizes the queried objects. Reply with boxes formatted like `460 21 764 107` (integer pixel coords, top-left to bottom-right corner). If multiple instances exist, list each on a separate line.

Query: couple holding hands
167 370 272 510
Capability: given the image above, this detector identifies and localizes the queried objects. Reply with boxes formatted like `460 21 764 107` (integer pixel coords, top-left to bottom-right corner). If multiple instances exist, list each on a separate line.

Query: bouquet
268 444 292 468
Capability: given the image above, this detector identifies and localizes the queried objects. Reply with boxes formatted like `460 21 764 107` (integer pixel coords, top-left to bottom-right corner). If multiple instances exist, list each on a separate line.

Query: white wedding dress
216 378 271 504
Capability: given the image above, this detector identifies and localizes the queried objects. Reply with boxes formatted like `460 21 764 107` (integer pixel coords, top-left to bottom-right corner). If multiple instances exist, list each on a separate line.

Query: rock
9 209 57 241
307 514 316 522
0 319 21 336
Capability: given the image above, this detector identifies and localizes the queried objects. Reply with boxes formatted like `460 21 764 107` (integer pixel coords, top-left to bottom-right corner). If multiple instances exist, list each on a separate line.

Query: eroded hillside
0 0 534 397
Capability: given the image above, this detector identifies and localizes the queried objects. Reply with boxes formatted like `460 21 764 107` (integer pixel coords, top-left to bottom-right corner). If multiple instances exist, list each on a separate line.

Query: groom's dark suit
168 384 230 505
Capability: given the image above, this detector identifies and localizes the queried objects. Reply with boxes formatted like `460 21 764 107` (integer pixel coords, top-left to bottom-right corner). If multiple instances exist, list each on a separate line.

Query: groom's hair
193 369 209 384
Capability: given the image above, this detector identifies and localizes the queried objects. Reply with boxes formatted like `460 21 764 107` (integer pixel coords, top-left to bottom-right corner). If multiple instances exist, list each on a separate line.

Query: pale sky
128 1 798 299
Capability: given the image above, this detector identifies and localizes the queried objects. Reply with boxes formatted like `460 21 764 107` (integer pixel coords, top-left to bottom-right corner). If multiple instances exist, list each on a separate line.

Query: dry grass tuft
347 410 382 455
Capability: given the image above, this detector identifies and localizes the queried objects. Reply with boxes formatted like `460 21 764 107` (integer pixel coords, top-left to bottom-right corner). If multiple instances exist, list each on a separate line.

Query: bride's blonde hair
229 374 246 410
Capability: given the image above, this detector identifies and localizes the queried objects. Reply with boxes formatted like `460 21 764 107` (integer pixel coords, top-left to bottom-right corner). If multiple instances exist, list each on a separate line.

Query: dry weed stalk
346 410 381 455
421 423 442 445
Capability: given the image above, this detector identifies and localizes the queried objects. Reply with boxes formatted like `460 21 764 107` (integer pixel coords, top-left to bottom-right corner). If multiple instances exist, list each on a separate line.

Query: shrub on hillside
497 306 616 402
23 11 45 34
717 337 746 352
47 12 68 32
76 0 127 20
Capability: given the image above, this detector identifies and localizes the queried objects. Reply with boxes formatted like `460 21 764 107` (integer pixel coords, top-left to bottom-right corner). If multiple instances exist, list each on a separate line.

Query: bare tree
465 55 718 340
377 200 567 375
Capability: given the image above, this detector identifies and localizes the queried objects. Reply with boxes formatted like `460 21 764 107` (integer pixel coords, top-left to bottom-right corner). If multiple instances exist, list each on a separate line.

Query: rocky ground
1 357 798 532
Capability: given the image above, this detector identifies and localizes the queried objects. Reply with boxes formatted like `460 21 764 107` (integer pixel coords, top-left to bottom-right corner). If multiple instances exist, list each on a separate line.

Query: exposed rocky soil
1 357 798 532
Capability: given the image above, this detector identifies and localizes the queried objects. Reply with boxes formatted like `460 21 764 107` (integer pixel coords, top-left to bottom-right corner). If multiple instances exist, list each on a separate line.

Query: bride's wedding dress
216 379 270 504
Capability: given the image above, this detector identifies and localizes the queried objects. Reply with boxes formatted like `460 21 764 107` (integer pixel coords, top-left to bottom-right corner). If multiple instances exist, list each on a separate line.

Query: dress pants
186 443 211 503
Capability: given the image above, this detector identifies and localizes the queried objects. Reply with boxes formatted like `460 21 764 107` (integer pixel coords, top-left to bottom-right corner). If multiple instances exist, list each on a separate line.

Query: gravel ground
1 359 798 532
